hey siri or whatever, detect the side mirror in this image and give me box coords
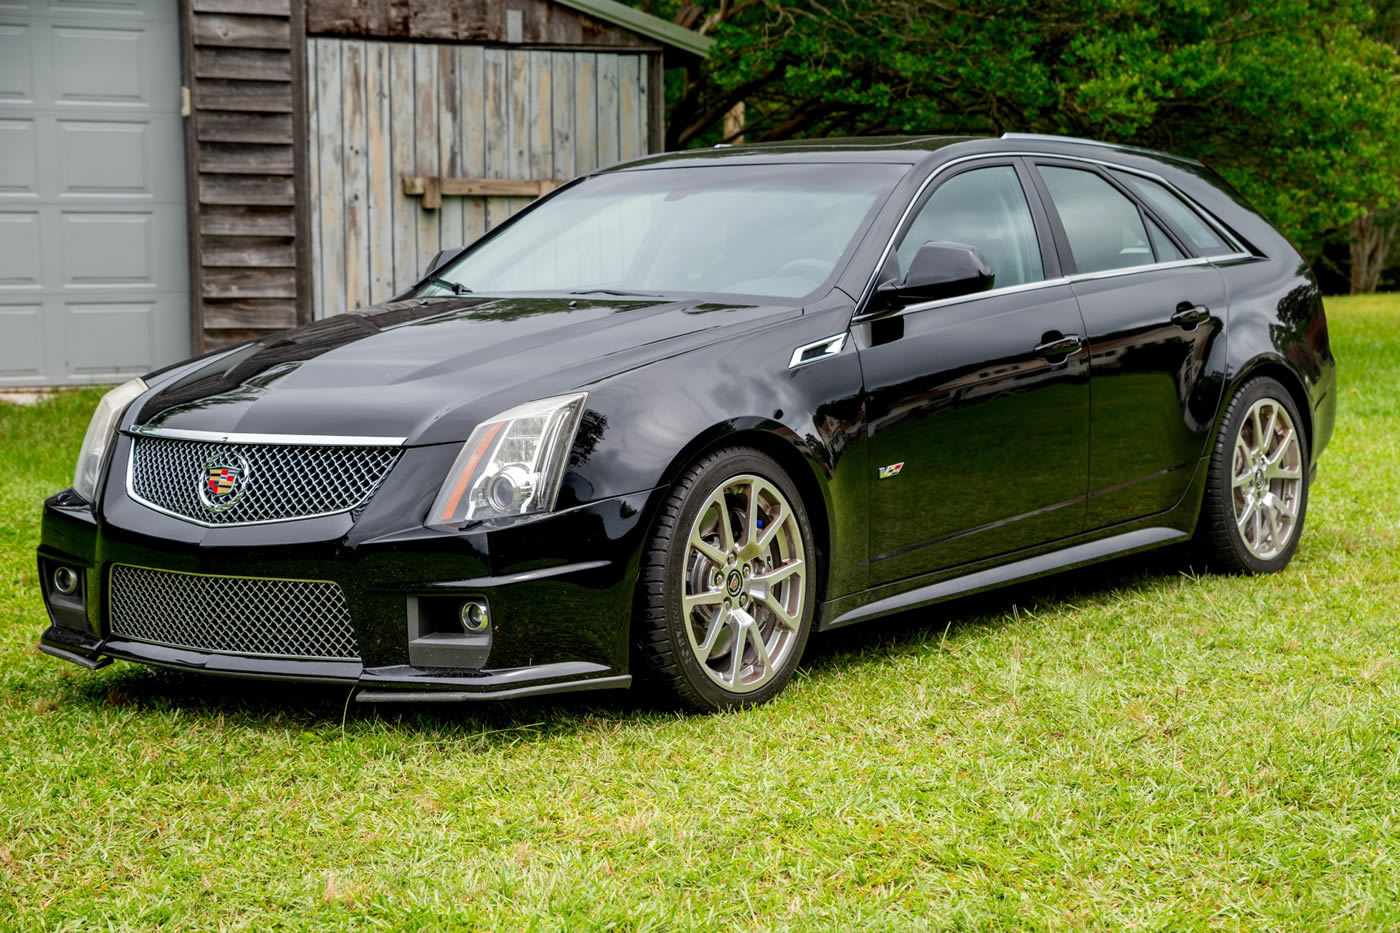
[878,241,994,308]
[423,246,465,278]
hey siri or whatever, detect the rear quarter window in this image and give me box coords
[1111,171,1238,256]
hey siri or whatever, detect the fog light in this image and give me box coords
[53,566,80,595]
[460,599,490,633]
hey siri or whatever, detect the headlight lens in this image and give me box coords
[73,377,147,501]
[427,393,587,529]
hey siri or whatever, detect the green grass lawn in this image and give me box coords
[2,296,1398,930]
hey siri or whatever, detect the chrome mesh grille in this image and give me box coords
[108,564,360,660]
[128,436,400,525]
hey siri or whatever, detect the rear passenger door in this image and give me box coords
[1027,161,1229,528]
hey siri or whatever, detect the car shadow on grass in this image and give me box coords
[71,545,1193,738]
[803,544,1191,669]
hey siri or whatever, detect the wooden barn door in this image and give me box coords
[305,40,652,318]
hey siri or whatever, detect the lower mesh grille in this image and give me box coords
[108,564,360,661]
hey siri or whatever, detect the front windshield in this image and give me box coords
[418,162,909,302]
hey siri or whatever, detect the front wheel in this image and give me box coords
[1195,376,1309,573]
[634,448,817,712]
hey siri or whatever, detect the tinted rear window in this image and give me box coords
[1112,171,1236,256]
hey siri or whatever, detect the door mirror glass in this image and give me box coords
[880,241,995,306]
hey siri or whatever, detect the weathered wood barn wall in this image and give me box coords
[305,42,651,318]
[180,0,312,351]
[302,0,680,320]
[178,0,706,347]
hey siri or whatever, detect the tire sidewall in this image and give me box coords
[663,451,818,710]
[1208,376,1310,573]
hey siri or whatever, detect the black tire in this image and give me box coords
[633,447,818,712]
[1194,376,1310,574]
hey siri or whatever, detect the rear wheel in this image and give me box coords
[634,448,817,712]
[1195,376,1308,573]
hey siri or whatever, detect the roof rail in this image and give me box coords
[1000,132,1204,166]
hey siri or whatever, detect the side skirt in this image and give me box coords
[819,526,1187,631]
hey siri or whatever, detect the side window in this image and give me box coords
[1038,166,1157,274]
[1111,170,1234,256]
[896,166,1044,289]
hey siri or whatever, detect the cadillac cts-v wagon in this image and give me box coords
[38,133,1336,711]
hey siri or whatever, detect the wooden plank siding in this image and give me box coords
[305,0,661,51]
[307,39,655,317]
[182,0,310,347]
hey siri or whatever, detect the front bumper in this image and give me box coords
[37,481,665,703]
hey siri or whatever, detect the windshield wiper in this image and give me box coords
[568,288,663,297]
[420,276,473,296]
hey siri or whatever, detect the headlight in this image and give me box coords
[72,377,147,501]
[427,393,587,529]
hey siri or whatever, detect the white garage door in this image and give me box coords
[0,0,188,386]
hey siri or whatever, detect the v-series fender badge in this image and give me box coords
[878,462,905,479]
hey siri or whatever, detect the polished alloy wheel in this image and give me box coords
[1231,397,1304,560]
[681,474,806,693]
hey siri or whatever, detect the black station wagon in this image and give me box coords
[38,133,1336,711]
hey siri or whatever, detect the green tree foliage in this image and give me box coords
[647,0,1400,253]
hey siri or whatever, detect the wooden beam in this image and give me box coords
[203,299,300,330]
[402,175,562,209]
[198,142,295,175]
[192,13,292,50]
[200,204,296,236]
[193,0,289,14]
[194,78,294,112]
[195,46,293,81]
[203,266,296,299]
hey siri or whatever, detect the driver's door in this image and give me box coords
[855,161,1092,585]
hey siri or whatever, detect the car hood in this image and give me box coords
[134,294,796,445]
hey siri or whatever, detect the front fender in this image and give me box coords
[565,302,871,599]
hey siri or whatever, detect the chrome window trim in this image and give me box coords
[854,276,1071,322]
[1064,252,1254,281]
[853,252,1255,323]
[788,333,848,369]
[125,425,407,447]
[854,150,1254,319]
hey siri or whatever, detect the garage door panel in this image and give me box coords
[0,25,33,101]
[0,120,38,193]
[52,26,144,104]
[4,0,188,385]
[58,120,150,194]
[48,0,145,15]
[61,211,152,284]
[65,300,153,375]
[0,304,45,380]
[0,212,41,284]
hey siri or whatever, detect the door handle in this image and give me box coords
[1033,334,1084,361]
[1171,302,1211,330]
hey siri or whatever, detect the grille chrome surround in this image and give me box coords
[108,564,360,661]
[126,432,402,527]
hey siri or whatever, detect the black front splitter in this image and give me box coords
[39,625,631,703]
